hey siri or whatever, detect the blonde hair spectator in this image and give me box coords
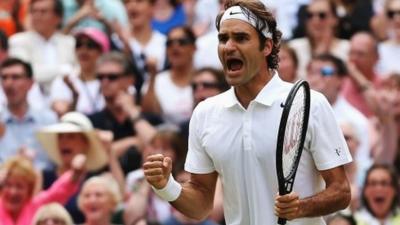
[32,203,73,225]
[1,156,37,196]
[77,174,122,225]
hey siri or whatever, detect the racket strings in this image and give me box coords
[282,88,306,178]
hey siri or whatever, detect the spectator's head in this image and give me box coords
[0,57,33,109]
[384,0,400,39]
[37,112,108,171]
[361,164,399,219]
[1,156,37,217]
[191,67,229,105]
[74,28,109,73]
[32,203,74,225]
[278,43,298,82]
[143,129,186,175]
[125,0,156,29]
[96,52,137,101]
[216,0,282,71]
[349,32,379,77]
[306,54,347,104]
[29,0,63,38]
[166,26,196,70]
[78,174,122,222]
[305,0,338,40]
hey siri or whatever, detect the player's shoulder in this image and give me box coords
[192,89,232,115]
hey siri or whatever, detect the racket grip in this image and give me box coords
[278,217,287,225]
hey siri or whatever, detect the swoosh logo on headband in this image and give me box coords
[229,11,242,15]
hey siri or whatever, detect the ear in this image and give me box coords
[263,39,273,57]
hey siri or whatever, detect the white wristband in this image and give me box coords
[152,174,182,202]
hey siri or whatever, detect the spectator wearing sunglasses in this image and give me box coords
[377,0,400,76]
[289,0,350,78]
[49,27,109,118]
[89,52,157,176]
[306,54,371,190]
[142,26,196,126]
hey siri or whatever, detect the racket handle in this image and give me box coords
[278,217,287,225]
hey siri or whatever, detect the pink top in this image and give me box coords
[0,171,80,225]
[341,75,382,118]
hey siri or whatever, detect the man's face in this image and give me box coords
[125,0,154,28]
[307,60,342,104]
[0,64,33,108]
[30,0,60,35]
[217,19,267,87]
[97,62,130,100]
[349,34,378,74]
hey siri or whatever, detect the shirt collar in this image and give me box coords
[3,106,36,124]
[223,71,288,108]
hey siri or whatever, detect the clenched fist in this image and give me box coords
[143,154,173,189]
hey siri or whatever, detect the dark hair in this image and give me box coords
[0,57,33,79]
[96,51,141,79]
[361,164,400,217]
[30,0,64,18]
[215,0,282,70]
[193,67,230,92]
[167,25,196,45]
[312,53,347,77]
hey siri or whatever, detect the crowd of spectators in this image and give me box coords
[0,0,400,224]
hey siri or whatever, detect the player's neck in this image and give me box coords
[235,70,273,109]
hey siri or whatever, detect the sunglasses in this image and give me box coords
[166,38,193,47]
[0,73,28,81]
[191,81,220,90]
[387,10,400,19]
[75,40,101,50]
[96,73,123,81]
[306,11,328,20]
[320,66,336,77]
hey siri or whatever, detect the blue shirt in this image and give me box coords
[0,107,58,169]
[151,4,186,35]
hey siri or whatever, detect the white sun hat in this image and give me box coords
[37,112,108,171]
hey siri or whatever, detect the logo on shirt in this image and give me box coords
[335,147,342,156]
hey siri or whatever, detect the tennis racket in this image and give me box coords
[276,80,311,225]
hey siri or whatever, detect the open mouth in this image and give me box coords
[227,58,243,72]
[60,148,73,156]
[373,196,387,204]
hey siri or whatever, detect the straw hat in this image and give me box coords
[37,112,108,171]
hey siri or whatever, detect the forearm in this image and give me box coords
[298,180,350,217]
[170,180,215,220]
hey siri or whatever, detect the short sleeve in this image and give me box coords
[185,102,215,174]
[308,93,352,170]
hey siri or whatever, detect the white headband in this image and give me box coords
[220,6,272,38]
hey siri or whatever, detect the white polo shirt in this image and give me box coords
[185,73,352,225]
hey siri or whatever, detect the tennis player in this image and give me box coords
[143,0,352,224]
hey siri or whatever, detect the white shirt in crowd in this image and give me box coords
[50,72,105,115]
